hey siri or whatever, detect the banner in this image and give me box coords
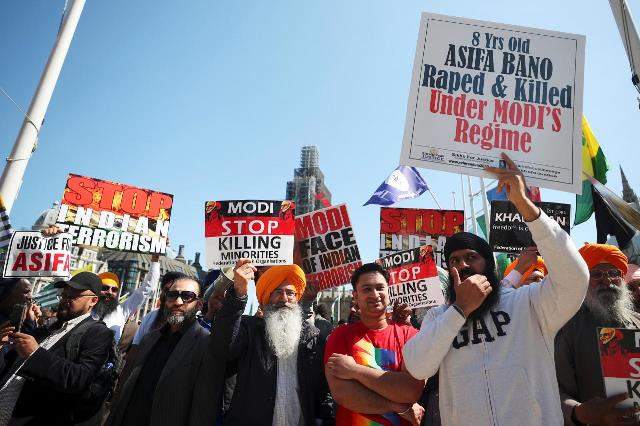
[55,174,172,254]
[489,201,570,252]
[380,208,464,269]
[376,245,444,309]
[399,13,585,194]
[295,204,362,290]
[2,231,71,278]
[205,200,295,267]
[598,327,640,409]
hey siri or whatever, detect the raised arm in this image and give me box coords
[120,257,161,318]
[485,153,588,337]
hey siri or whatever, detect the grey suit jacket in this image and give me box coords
[105,320,211,426]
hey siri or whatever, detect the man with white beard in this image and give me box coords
[555,243,640,426]
[213,259,332,426]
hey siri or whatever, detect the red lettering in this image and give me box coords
[339,204,351,227]
[312,212,328,235]
[52,253,65,271]
[444,211,464,235]
[63,175,95,206]
[295,215,315,240]
[95,181,123,210]
[120,188,148,215]
[403,210,419,234]
[147,193,173,219]
[380,209,401,233]
[11,253,27,271]
[421,211,443,234]
[29,253,43,271]
[325,207,343,231]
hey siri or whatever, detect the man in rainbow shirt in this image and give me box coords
[325,263,426,425]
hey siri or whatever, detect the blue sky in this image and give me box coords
[1,0,638,265]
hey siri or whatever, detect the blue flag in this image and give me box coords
[364,166,428,206]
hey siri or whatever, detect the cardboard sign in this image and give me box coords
[376,245,444,309]
[380,208,464,269]
[399,13,585,194]
[55,174,172,254]
[598,327,640,409]
[489,201,570,252]
[205,200,295,267]
[295,204,362,290]
[3,231,72,278]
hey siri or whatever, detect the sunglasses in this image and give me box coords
[589,269,622,280]
[102,285,119,294]
[165,290,198,303]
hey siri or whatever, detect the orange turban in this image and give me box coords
[578,243,628,276]
[256,265,306,306]
[504,257,548,285]
[99,272,120,288]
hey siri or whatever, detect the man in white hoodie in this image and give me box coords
[403,153,589,426]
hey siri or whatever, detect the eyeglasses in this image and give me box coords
[589,269,622,280]
[271,289,297,298]
[165,290,198,303]
[57,294,95,302]
[102,285,119,294]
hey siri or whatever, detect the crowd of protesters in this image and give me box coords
[0,155,639,425]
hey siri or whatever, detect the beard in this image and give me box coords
[264,302,302,358]
[162,304,198,326]
[585,283,635,326]
[93,295,119,319]
[445,266,501,322]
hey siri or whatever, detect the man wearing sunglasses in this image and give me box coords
[0,272,113,424]
[212,259,332,425]
[93,255,161,344]
[106,275,212,426]
[555,243,640,425]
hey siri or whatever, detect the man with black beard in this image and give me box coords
[213,259,332,425]
[555,243,640,425]
[402,153,589,426]
[93,255,160,344]
[106,276,210,426]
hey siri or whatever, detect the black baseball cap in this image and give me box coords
[54,272,102,296]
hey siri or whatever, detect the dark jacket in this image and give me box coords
[214,289,333,426]
[105,318,215,426]
[555,305,640,424]
[0,316,113,425]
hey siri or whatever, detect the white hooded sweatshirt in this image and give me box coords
[403,212,589,426]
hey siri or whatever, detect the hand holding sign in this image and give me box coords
[485,153,540,222]
[451,267,491,318]
[574,394,639,426]
[233,258,256,297]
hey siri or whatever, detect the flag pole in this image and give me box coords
[427,189,443,209]
[479,177,491,239]
[0,0,86,213]
[467,176,479,235]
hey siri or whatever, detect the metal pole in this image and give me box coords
[467,176,478,235]
[452,192,456,209]
[479,177,491,240]
[460,175,467,226]
[0,0,86,213]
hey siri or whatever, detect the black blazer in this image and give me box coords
[0,316,113,425]
[215,291,333,426]
[106,319,213,426]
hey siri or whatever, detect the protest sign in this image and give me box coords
[380,208,464,269]
[489,201,570,252]
[205,200,295,267]
[295,204,362,290]
[376,245,444,309]
[399,13,585,193]
[3,231,71,278]
[598,327,640,409]
[55,174,172,254]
